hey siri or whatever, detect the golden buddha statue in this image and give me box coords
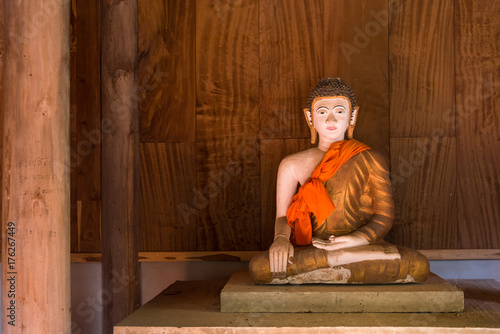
[250,78,429,284]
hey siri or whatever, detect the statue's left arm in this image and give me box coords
[353,150,394,243]
[313,150,394,250]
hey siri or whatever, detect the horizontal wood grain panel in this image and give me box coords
[259,0,324,139]
[324,0,390,157]
[389,0,456,137]
[140,143,197,251]
[388,137,457,249]
[138,0,196,143]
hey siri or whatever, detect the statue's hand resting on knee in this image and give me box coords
[269,235,294,278]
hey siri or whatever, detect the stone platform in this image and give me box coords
[115,275,500,333]
[221,270,464,313]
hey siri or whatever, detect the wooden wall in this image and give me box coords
[454,0,500,248]
[387,0,458,249]
[2,0,499,253]
[386,0,500,250]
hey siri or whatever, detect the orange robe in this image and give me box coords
[286,139,370,245]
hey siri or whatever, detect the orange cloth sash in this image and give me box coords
[286,139,370,245]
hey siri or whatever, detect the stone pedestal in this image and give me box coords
[114,276,500,333]
[221,270,464,313]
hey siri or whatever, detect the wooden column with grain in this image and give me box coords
[2,0,71,332]
[101,0,141,332]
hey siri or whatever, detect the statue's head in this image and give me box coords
[303,78,359,144]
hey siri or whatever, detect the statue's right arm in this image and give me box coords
[269,157,298,277]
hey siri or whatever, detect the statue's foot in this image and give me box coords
[249,244,430,284]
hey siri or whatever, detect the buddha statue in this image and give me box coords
[250,78,430,284]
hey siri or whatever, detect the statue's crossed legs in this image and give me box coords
[249,243,430,284]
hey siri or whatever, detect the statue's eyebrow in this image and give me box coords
[315,106,329,112]
[315,105,347,112]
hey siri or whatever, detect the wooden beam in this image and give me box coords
[2,0,71,332]
[67,249,500,263]
[101,0,140,332]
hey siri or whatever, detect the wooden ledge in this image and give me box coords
[67,249,500,263]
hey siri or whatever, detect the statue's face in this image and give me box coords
[312,96,351,144]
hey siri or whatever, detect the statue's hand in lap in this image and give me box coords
[312,233,368,251]
[269,235,294,277]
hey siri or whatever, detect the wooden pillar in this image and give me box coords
[2,0,71,333]
[101,0,141,332]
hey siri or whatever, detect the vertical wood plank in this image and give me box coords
[138,0,196,143]
[390,0,456,138]
[388,137,458,249]
[260,139,312,249]
[101,0,141,331]
[455,0,500,248]
[140,143,197,251]
[0,0,4,250]
[2,0,71,331]
[259,0,324,139]
[70,0,78,252]
[196,0,260,250]
[324,0,390,157]
[76,0,101,253]
[0,0,2,141]
[77,200,101,251]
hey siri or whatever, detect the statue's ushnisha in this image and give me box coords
[250,78,430,284]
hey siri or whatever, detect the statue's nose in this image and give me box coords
[326,111,337,123]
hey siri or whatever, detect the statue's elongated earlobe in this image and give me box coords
[347,106,359,139]
[304,108,313,126]
[303,108,317,144]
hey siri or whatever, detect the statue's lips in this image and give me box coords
[326,126,337,131]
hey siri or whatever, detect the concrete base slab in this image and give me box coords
[221,270,464,313]
[115,277,500,333]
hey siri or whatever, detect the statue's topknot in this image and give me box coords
[307,77,357,110]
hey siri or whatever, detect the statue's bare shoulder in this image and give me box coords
[275,147,325,217]
[279,148,325,186]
